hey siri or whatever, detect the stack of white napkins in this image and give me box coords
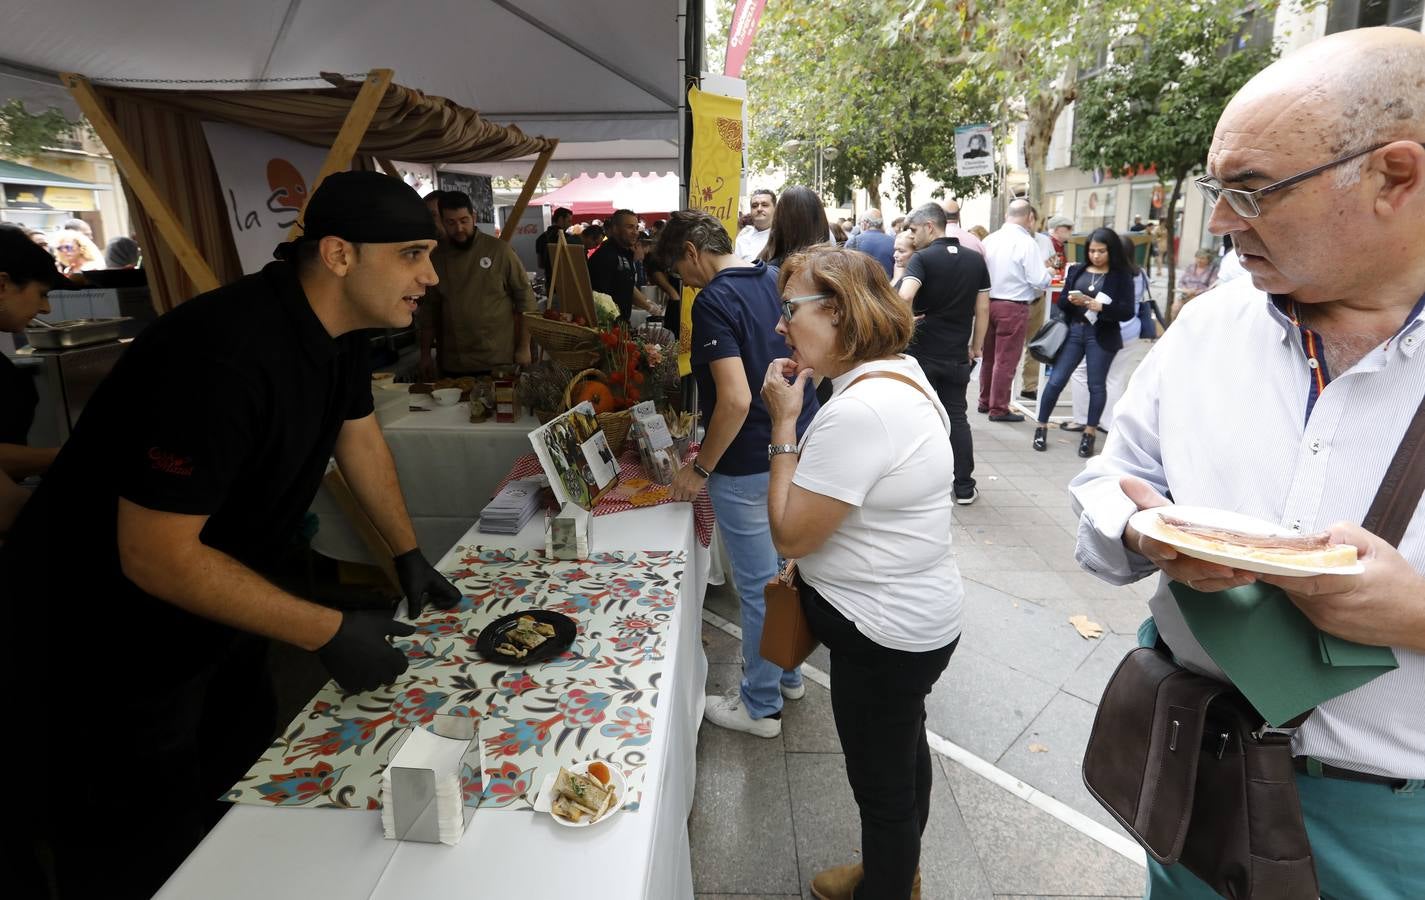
[479,479,544,534]
[380,726,470,845]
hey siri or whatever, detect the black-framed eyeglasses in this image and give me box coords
[1194,142,1424,218]
[781,293,830,321]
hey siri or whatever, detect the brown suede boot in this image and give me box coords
[809,862,921,900]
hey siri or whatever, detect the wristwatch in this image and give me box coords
[767,443,799,461]
[690,459,711,479]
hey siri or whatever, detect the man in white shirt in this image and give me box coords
[734,189,775,261]
[979,199,1051,420]
[1068,27,1425,898]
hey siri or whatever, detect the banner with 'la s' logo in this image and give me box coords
[682,86,744,376]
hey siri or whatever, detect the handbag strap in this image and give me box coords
[845,370,950,437]
[1361,390,1425,548]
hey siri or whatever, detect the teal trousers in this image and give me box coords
[1145,770,1425,899]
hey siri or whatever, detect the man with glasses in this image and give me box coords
[898,202,991,505]
[1069,27,1425,899]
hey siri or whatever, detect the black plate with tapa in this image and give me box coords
[475,610,577,664]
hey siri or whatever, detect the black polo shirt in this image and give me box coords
[903,237,992,362]
[0,261,373,678]
[587,240,638,320]
[0,352,37,445]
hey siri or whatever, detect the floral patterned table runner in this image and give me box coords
[226,547,683,813]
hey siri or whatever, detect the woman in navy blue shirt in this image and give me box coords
[1033,227,1136,458]
[657,209,818,738]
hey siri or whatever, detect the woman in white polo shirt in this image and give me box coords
[761,247,963,900]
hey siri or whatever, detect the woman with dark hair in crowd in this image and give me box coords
[1032,226,1135,458]
[759,185,831,268]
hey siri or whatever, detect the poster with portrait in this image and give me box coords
[528,401,619,510]
[954,124,995,177]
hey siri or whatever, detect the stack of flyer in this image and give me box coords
[479,479,544,534]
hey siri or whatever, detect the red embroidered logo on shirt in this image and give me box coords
[148,447,195,476]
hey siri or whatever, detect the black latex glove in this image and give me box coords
[318,610,416,693]
[393,548,462,613]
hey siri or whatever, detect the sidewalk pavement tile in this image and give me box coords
[953,543,1048,575]
[691,666,802,896]
[964,569,1084,609]
[925,646,1059,762]
[702,619,742,665]
[958,581,1097,684]
[993,690,1123,830]
[941,757,1146,896]
[787,751,994,900]
[697,895,800,900]
[1061,632,1141,704]
[781,681,843,755]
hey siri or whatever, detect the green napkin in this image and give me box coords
[1169,581,1398,726]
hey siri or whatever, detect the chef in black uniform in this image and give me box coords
[2,172,462,899]
[0,224,67,484]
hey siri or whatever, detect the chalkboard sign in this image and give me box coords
[437,172,495,223]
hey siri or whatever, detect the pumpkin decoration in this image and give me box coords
[567,372,616,414]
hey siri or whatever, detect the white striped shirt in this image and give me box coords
[1068,276,1425,779]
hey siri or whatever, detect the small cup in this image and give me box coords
[431,388,462,407]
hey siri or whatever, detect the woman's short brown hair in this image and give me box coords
[777,246,914,364]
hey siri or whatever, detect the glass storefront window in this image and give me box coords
[1075,186,1116,231]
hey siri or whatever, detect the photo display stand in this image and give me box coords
[528,400,620,510]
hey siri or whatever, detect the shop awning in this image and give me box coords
[531,173,679,217]
[0,159,107,210]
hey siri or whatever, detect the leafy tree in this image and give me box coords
[741,2,997,212]
[880,0,1139,205]
[0,99,83,160]
[1072,2,1278,311]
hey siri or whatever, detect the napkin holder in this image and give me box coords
[384,714,478,844]
[545,501,591,560]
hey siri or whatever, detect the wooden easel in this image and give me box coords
[547,233,598,324]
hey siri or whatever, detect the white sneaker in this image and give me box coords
[781,681,807,700]
[703,692,782,738]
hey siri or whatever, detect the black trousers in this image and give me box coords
[914,354,976,493]
[24,636,277,900]
[802,583,958,900]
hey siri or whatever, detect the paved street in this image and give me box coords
[690,390,1162,899]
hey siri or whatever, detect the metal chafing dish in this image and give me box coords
[23,317,131,350]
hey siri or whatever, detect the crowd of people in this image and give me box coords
[2,24,1420,900]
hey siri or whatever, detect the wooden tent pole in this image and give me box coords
[286,68,395,240]
[61,73,221,294]
[375,157,401,177]
[500,140,558,243]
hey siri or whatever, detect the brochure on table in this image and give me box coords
[528,401,620,510]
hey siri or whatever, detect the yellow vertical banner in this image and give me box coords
[681,86,745,375]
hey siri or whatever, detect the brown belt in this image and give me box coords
[1292,756,1407,789]
[989,298,1029,303]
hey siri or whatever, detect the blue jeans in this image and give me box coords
[706,471,801,718]
[1038,321,1117,427]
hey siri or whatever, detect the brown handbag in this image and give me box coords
[1082,392,1425,899]
[758,369,945,670]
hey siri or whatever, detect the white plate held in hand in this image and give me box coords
[1128,506,1364,578]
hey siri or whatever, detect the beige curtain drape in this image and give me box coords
[95,77,557,312]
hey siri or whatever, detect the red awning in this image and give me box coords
[532,173,678,217]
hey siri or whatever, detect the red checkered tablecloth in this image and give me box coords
[495,444,715,547]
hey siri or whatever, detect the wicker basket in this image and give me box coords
[525,312,600,350]
[562,369,633,454]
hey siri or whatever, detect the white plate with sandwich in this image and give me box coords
[532,760,626,828]
[1128,506,1364,577]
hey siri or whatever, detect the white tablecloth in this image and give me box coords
[157,504,710,900]
[310,399,540,563]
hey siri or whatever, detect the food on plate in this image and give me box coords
[1155,514,1358,568]
[495,615,556,659]
[550,766,617,824]
[495,641,527,659]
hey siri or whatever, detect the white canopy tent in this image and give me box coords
[0,0,696,177]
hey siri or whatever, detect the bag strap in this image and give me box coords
[845,370,951,438]
[1361,390,1425,548]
